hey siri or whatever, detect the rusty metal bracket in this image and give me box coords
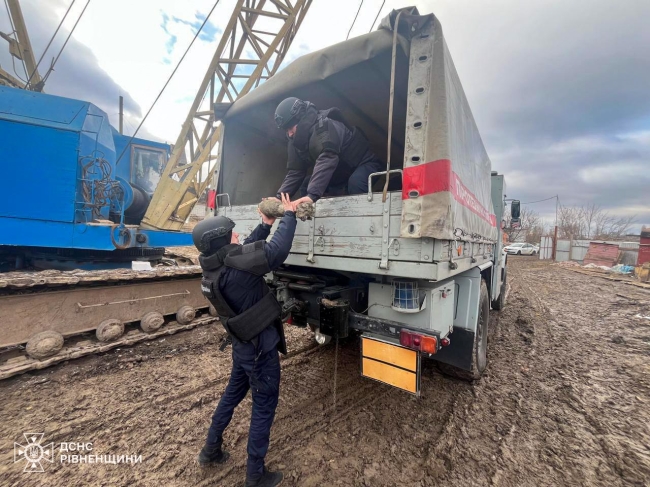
[110,224,132,250]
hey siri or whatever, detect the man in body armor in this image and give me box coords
[192,193,296,487]
[273,97,384,206]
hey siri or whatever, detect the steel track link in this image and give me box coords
[0,316,217,380]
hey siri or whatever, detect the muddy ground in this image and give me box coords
[1,258,649,486]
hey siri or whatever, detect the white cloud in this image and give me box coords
[617,130,650,144]
[579,163,649,185]
[546,135,616,154]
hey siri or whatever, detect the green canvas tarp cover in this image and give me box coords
[221,9,498,242]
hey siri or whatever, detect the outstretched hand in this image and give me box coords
[280,193,296,213]
[257,207,276,226]
[293,196,314,207]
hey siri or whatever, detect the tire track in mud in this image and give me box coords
[193,336,468,486]
[518,270,621,483]
[191,343,382,486]
[432,284,537,486]
[2,260,649,486]
[0,327,319,487]
[485,294,530,487]
[517,266,650,485]
[198,384,382,486]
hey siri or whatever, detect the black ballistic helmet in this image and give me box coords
[192,215,236,253]
[274,97,307,130]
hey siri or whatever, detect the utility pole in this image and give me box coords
[118,96,124,135]
[554,194,559,261]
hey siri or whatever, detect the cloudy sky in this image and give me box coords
[1,0,648,230]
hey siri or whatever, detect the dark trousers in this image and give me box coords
[205,349,281,478]
[347,160,385,194]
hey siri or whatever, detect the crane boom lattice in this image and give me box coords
[142,0,311,231]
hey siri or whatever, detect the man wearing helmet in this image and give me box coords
[192,193,296,487]
[273,97,384,206]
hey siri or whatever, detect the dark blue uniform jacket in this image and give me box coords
[219,211,297,359]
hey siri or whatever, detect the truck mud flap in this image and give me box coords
[433,328,474,371]
[361,336,421,396]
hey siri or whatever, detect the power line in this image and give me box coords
[26,0,77,89]
[115,0,221,166]
[11,55,26,82]
[521,195,558,205]
[124,118,136,135]
[42,0,90,85]
[346,0,364,40]
[369,0,386,33]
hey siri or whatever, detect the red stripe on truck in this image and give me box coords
[402,159,497,227]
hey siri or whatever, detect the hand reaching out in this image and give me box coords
[280,193,296,213]
[257,207,276,226]
[293,196,313,207]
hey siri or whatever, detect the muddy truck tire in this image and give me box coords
[491,268,507,311]
[440,279,490,380]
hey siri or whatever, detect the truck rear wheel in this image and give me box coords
[439,279,489,380]
[491,268,507,311]
[474,279,489,375]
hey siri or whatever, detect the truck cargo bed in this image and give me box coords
[217,192,494,280]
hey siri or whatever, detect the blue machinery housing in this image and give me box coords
[0,86,192,269]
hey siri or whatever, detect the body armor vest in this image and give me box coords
[287,107,371,172]
[199,241,282,344]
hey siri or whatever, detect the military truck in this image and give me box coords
[214,8,518,394]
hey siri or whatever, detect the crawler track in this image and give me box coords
[0,265,208,379]
[0,315,216,380]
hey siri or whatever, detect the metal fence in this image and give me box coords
[539,238,639,264]
[540,236,553,260]
[569,240,590,261]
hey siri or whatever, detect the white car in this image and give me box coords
[504,242,537,255]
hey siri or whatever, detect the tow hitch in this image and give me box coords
[319,298,349,339]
